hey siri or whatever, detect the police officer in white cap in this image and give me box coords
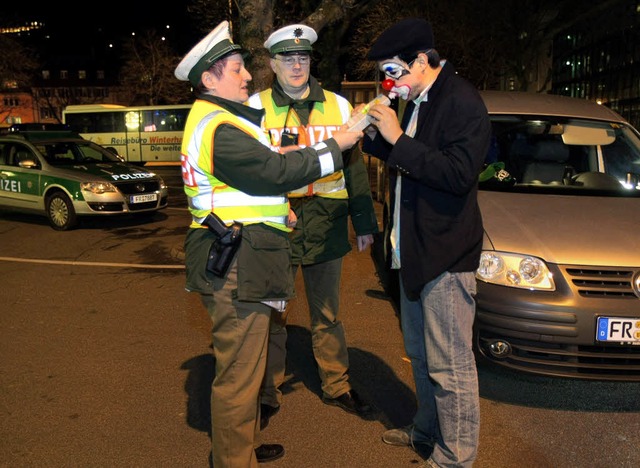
[175,20,362,468]
[247,24,378,429]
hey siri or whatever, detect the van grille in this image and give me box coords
[565,267,638,299]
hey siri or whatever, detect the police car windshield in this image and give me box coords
[36,141,121,166]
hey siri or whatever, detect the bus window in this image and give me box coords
[63,104,191,163]
[65,111,126,134]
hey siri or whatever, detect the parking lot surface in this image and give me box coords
[1,170,639,467]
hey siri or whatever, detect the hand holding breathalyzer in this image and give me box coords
[365,82,403,145]
[332,126,363,151]
[346,94,391,132]
[367,103,403,145]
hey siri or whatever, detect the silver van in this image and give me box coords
[475,91,640,380]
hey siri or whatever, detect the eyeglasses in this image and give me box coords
[380,55,418,80]
[275,55,311,67]
[380,59,416,80]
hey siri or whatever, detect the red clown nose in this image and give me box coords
[382,78,395,91]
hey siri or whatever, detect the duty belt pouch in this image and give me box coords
[201,212,242,278]
[236,224,294,303]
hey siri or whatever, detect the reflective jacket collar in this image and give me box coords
[197,93,265,127]
[271,76,326,107]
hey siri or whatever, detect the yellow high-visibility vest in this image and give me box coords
[247,89,350,199]
[181,99,290,231]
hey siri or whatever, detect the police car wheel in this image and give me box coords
[45,192,77,231]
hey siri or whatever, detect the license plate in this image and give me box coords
[130,193,157,204]
[596,317,640,343]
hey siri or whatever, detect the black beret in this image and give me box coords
[367,18,435,61]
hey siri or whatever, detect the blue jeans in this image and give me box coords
[399,271,479,467]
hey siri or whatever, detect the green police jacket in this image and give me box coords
[182,94,346,295]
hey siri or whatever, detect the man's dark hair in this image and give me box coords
[399,49,441,69]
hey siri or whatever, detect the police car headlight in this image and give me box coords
[476,251,555,290]
[81,182,118,194]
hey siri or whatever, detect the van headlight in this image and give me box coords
[81,181,118,194]
[476,251,555,290]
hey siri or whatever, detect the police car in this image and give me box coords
[0,125,168,230]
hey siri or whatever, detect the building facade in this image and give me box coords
[0,20,123,128]
[552,0,640,128]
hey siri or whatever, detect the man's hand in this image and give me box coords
[287,209,297,228]
[367,104,403,145]
[356,234,374,252]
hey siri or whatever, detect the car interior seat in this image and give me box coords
[522,139,572,184]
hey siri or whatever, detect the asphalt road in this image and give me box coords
[1,166,639,467]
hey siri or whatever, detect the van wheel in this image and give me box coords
[46,192,77,231]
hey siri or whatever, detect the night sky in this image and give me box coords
[2,2,199,54]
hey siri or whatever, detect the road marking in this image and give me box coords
[0,256,185,269]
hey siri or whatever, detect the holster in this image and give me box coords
[201,212,242,278]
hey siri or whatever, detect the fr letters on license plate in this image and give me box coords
[596,317,640,343]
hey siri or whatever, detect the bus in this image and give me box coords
[61,84,381,165]
[62,104,191,164]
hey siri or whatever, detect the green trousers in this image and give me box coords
[200,262,272,468]
[261,257,351,407]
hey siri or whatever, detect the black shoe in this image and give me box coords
[255,444,284,463]
[260,404,280,430]
[322,390,374,419]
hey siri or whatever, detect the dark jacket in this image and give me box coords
[363,61,491,301]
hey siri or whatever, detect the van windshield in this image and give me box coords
[480,116,640,194]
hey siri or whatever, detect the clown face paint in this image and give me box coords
[381,76,411,101]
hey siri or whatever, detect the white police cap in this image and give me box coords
[175,20,243,87]
[264,24,317,55]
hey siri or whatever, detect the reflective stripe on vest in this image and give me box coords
[181,100,289,230]
[248,89,350,199]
